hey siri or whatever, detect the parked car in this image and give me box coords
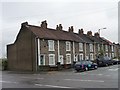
[74,60,98,72]
[112,58,120,65]
[96,56,113,66]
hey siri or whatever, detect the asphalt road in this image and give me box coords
[1,64,120,89]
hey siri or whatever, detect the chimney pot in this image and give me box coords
[78,28,84,35]
[41,20,47,29]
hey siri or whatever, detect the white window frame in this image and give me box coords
[66,54,71,64]
[79,53,83,61]
[111,45,114,52]
[112,53,114,58]
[49,54,55,65]
[90,53,94,60]
[66,41,71,51]
[105,45,108,51]
[48,40,55,51]
[106,53,108,57]
[89,44,93,52]
[74,54,78,62]
[79,43,83,52]
[98,44,100,51]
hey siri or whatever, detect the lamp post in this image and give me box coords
[98,27,107,36]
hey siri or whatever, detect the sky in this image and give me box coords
[0,0,119,58]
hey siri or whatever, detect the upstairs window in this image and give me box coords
[98,44,100,51]
[89,44,93,52]
[105,45,108,51]
[48,40,55,51]
[79,43,83,51]
[111,45,114,52]
[66,41,71,51]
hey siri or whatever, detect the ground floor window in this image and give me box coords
[49,54,55,65]
[90,53,94,60]
[79,53,83,61]
[66,54,71,64]
[74,54,78,62]
[112,53,114,58]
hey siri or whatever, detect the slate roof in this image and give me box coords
[28,25,85,43]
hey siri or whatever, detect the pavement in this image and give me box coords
[1,64,120,89]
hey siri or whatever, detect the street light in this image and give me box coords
[98,27,107,36]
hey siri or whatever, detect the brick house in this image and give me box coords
[7,21,88,71]
[7,20,118,71]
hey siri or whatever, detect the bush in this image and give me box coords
[2,58,8,70]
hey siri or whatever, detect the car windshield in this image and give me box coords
[98,56,110,61]
[76,61,86,64]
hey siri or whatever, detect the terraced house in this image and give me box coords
[7,21,118,71]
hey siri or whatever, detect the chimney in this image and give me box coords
[21,22,28,28]
[87,31,92,36]
[94,32,100,37]
[56,24,63,30]
[78,28,84,35]
[68,26,74,33]
[41,20,47,29]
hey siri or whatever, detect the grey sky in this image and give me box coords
[1,0,119,58]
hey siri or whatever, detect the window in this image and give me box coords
[79,53,83,61]
[48,40,54,51]
[105,45,108,51]
[74,54,78,61]
[112,53,114,58]
[98,44,100,51]
[66,54,71,64]
[79,43,83,51]
[89,44,93,52]
[66,41,71,51]
[90,53,94,60]
[106,53,108,57]
[111,45,114,52]
[49,54,55,65]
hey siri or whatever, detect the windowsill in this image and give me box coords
[66,50,71,51]
[48,50,55,51]
[49,65,57,67]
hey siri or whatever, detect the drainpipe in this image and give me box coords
[73,41,75,62]
[35,37,41,71]
[57,40,60,62]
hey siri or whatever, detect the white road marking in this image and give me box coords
[35,84,73,88]
[108,68,119,71]
[64,79,104,82]
[0,81,18,84]
[21,77,44,79]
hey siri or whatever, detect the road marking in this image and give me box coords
[35,84,73,88]
[0,81,18,84]
[21,77,44,79]
[64,79,104,82]
[108,68,119,71]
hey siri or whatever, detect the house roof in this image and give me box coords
[100,37,113,45]
[27,25,85,43]
[77,34,94,43]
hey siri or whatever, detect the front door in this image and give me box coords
[40,55,45,65]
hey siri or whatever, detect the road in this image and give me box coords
[1,64,119,89]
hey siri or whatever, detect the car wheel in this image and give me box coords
[85,67,88,71]
[76,70,80,72]
[94,66,98,69]
[105,64,108,66]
